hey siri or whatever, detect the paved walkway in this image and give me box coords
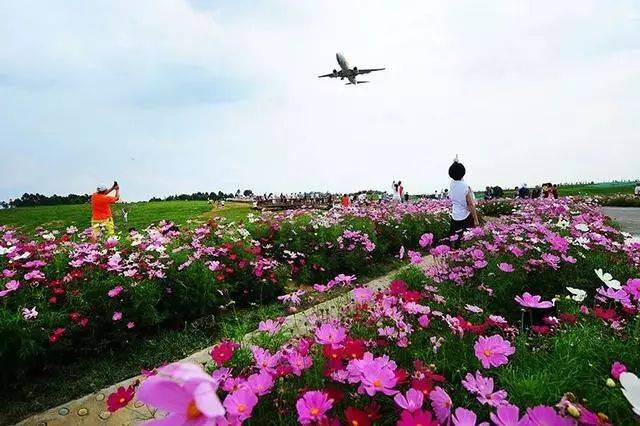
[601,206,640,236]
[18,256,434,426]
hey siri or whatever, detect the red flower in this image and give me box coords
[411,378,433,397]
[363,402,381,421]
[389,280,408,295]
[324,387,344,405]
[69,311,81,322]
[78,317,89,328]
[323,344,344,360]
[210,340,238,366]
[107,385,135,412]
[531,325,551,335]
[48,296,57,304]
[401,290,422,303]
[559,313,577,324]
[48,327,66,343]
[343,339,366,360]
[594,307,618,322]
[345,407,371,426]
[395,368,409,385]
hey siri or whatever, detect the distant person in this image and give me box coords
[518,184,530,199]
[448,160,479,249]
[121,207,129,224]
[552,184,559,199]
[483,186,493,200]
[531,185,541,199]
[443,189,449,199]
[404,192,409,203]
[341,194,350,208]
[635,182,640,198]
[398,181,404,202]
[91,182,120,242]
[513,186,519,199]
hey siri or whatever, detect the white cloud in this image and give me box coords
[1,0,639,200]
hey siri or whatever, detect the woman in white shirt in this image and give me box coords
[448,160,479,248]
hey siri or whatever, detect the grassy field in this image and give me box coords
[0,201,252,234]
[475,181,637,199]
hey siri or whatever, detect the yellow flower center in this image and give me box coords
[237,403,247,413]
[187,401,201,419]
[483,348,493,357]
[373,379,382,387]
[118,397,126,404]
[310,407,320,416]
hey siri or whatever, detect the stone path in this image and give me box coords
[18,256,434,426]
[601,206,640,237]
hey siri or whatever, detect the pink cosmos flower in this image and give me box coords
[393,388,423,412]
[514,292,554,309]
[419,233,434,248]
[112,311,122,321]
[474,335,516,368]
[296,390,333,425]
[0,280,20,297]
[625,278,640,300]
[108,286,123,298]
[360,362,398,396]
[246,371,274,396]
[251,346,281,373]
[127,321,135,329]
[353,287,374,304]
[451,407,487,426]
[490,404,522,426]
[498,263,514,273]
[286,351,313,376]
[429,386,452,423]
[223,388,258,421]
[22,306,38,320]
[314,323,347,347]
[611,361,627,380]
[523,405,573,425]
[136,362,225,425]
[430,245,450,257]
[418,314,430,328]
[407,250,423,265]
[258,319,281,335]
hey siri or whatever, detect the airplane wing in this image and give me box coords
[357,68,385,74]
[318,73,337,78]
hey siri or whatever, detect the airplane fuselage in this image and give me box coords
[336,52,356,84]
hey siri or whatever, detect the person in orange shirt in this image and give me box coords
[91,181,120,242]
[341,194,350,208]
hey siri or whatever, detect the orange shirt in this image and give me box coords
[341,196,350,207]
[91,193,117,220]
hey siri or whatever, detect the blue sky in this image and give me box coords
[1,0,639,201]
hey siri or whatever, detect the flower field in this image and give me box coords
[3,198,640,424]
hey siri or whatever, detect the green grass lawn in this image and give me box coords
[0,201,252,234]
[477,181,637,199]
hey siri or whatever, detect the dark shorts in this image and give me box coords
[449,215,473,248]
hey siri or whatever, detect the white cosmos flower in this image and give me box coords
[620,372,640,416]
[575,223,589,232]
[594,268,621,290]
[566,287,587,302]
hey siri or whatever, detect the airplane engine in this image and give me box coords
[332,69,338,76]
[353,66,358,75]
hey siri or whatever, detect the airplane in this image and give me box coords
[318,53,385,85]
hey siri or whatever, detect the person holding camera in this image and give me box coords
[91,181,120,242]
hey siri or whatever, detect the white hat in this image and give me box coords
[96,185,108,192]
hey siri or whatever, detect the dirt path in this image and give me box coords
[601,206,640,236]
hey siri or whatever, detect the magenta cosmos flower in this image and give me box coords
[353,287,374,304]
[419,233,434,248]
[314,323,347,347]
[223,387,258,422]
[398,409,438,426]
[514,292,554,309]
[296,390,333,424]
[474,335,516,368]
[498,263,515,273]
[429,386,453,423]
[611,361,627,380]
[360,362,398,396]
[490,404,523,426]
[524,405,574,425]
[451,407,486,426]
[136,362,225,425]
[393,388,424,412]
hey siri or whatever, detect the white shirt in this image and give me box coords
[635,185,640,195]
[449,180,473,220]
